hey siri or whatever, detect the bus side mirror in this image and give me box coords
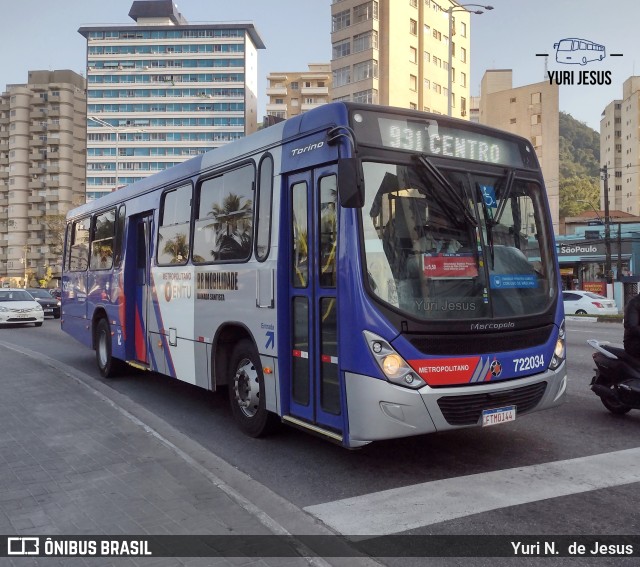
[337,157,364,208]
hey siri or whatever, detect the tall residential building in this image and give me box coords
[266,64,332,120]
[330,0,471,117]
[79,0,265,201]
[601,77,640,215]
[478,69,560,233]
[0,70,86,286]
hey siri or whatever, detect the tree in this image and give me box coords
[162,232,189,264]
[207,193,253,260]
[559,176,600,219]
[43,214,66,256]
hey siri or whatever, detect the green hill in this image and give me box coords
[558,111,600,219]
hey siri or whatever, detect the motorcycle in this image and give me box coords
[588,339,640,415]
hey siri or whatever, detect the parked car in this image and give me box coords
[562,290,618,315]
[49,288,61,300]
[0,288,45,327]
[26,288,61,319]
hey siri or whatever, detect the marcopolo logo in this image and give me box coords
[538,37,622,86]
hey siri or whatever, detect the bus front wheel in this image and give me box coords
[95,318,123,378]
[228,339,279,437]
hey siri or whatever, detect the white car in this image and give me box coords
[562,290,618,316]
[0,288,45,326]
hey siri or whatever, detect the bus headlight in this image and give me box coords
[549,320,566,370]
[364,331,426,390]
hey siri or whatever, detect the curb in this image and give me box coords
[0,340,382,567]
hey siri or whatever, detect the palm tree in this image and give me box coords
[162,232,189,264]
[207,193,253,260]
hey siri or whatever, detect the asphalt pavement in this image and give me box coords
[0,339,379,567]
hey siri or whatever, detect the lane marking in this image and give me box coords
[304,448,640,535]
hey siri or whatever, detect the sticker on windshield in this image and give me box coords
[490,274,538,289]
[480,185,497,208]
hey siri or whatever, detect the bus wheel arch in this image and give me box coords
[94,316,124,378]
[213,325,278,437]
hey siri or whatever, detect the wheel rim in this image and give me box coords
[232,357,260,418]
[98,329,108,368]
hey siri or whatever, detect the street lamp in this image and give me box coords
[88,116,145,193]
[446,3,493,117]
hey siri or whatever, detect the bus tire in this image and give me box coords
[95,318,123,378]
[228,339,279,437]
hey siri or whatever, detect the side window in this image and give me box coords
[113,205,126,268]
[90,209,116,270]
[157,184,192,265]
[193,164,255,262]
[319,175,338,288]
[292,182,308,288]
[255,155,274,261]
[69,218,91,272]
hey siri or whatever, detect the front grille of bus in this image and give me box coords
[409,324,554,355]
[437,382,547,426]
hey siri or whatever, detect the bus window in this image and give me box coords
[291,182,308,288]
[193,164,254,263]
[157,184,192,265]
[113,205,126,268]
[319,175,337,288]
[69,218,91,272]
[90,209,116,270]
[255,155,274,262]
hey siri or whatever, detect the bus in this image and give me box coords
[61,102,566,448]
[554,38,605,65]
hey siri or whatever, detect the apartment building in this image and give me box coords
[478,69,560,233]
[266,64,332,120]
[0,70,86,286]
[601,77,640,215]
[330,0,471,117]
[78,0,264,201]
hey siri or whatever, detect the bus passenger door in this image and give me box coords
[288,168,343,437]
[131,213,152,365]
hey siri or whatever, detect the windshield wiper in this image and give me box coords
[414,154,478,228]
[494,169,515,225]
[476,180,496,269]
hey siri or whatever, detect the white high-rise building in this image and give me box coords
[79,0,265,201]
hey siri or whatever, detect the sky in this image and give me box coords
[0,0,639,130]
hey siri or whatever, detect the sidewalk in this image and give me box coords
[0,343,377,567]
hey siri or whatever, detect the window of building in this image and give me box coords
[424,78,430,89]
[460,71,467,87]
[410,46,417,63]
[353,59,378,81]
[410,0,417,6]
[353,30,378,52]
[424,51,430,62]
[460,97,467,115]
[353,1,378,23]
[352,89,378,104]
[510,97,517,103]
[433,29,442,41]
[333,66,351,87]
[290,81,299,90]
[157,184,192,265]
[460,21,467,37]
[333,38,351,59]
[193,165,254,263]
[460,46,467,62]
[531,92,542,104]
[410,74,418,91]
[510,118,517,124]
[410,102,417,110]
[530,114,542,125]
[332,9,350,32]
[410,19,418,35]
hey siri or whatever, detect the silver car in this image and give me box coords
[0,288,45,327]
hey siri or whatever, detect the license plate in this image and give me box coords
[482,406,516,427]
[44,309,53,313]
[15,314,30,319]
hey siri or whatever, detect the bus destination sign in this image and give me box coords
[377,117,526,167]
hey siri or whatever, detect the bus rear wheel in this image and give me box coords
[95,318,123,378]
[228,339,279,437]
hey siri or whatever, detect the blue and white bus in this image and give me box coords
[554,38,605,65]
[62,103,566,448]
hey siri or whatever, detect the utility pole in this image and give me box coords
[602,165,612,284]
[617,222,623,277]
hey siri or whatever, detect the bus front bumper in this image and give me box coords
[344,363,567,447]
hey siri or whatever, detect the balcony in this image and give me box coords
[29,166,46,176]
[27,237,42,245]
[28,180,45,190]
[301,86,329,96]
[30,122,47,133]
[27,251,43,260]
[27,209,44,218]
[266,87,288,96]
[28,195,44,204]
[301,102,328,112]
[28,222,43,231]
[265,103,288,113]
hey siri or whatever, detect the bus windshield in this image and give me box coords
[361,160,556,320]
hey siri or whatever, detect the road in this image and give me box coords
[1,317,639,565]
